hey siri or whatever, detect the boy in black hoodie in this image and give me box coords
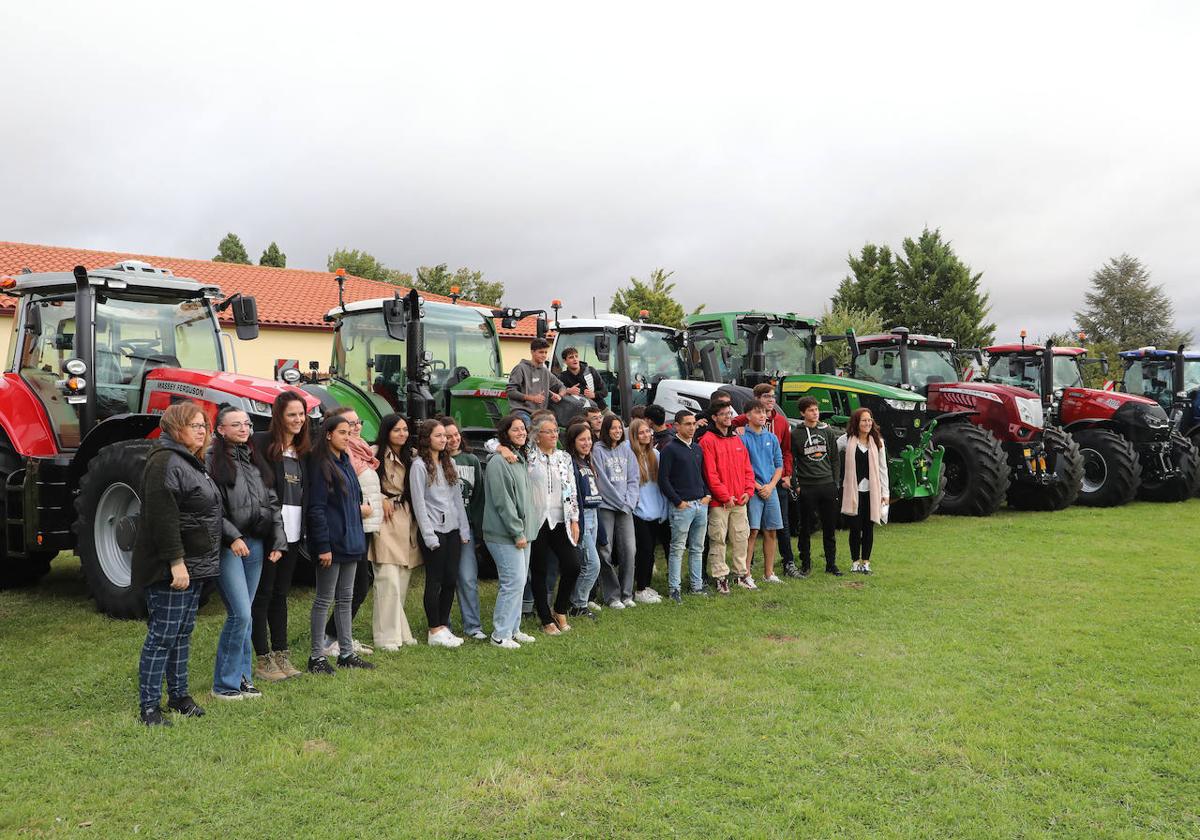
[790,396,843,577]
[558,346,608,410]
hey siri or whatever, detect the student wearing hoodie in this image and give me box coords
[657,410,710,603]
[699,402,757,595]
[790,396,843,577]
[592,413,640,609]
[558,346,609,410]
[629,418,669,603]
[506,338,573,424]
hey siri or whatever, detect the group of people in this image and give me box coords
[132,339,890,726]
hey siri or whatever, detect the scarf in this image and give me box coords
[347,435,380,476]
[841,435,883,523]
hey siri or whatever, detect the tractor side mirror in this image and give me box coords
[845,329,859,361]
[231,295,259,340]
[1100,356,1110,375]
[536,316,548,339]
[818,355,836,375]
[869,349,879,365]
[383,296,408,341]
[594,333,611,362]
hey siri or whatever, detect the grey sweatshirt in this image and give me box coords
[591,440,640,513]
[506,358,565,414]
[408,457,472,550]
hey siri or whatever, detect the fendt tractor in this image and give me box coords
[984,338,1196,505]
[683,311,944,522]
[0,262,321,616]
[1118,345,1200,495]
[847,329,1084,513]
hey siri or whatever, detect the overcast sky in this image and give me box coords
[3,1,1197,345]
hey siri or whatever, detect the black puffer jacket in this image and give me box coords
[207,442,287,553]
[131,438,223,589]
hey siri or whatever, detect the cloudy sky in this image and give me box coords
[3,1,1197,344]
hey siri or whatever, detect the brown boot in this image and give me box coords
[254,653,287,683]
[272,650,302,678]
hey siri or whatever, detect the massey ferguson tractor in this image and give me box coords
[0,262,321,616]
[847,329,1084,514]
[1117,345,1200,496]
[984,338,1195,505]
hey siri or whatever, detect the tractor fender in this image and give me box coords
[1061,418,1121,436]
[0,373,62,457]
[67,413,162,490]
[931,410,976,425]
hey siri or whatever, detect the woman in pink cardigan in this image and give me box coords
[837,408,889,574]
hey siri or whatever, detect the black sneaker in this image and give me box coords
[567,606,598,620]
[167,695,205,717]
[716,577,731,595]
[239,679,263,698]
[337,652,376,670]
[308,655,336,675]
[799,566,812,578]
[782,563,803,579]
[687,585,710,597]
[668,588,682,604]
[826,566,844,577]
[140,706,171,727]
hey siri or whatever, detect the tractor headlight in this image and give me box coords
[1015,397,1043,427]
[884,398,916,411]
[249,400,272,414]
[63,358,88,376]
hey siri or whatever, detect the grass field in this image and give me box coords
[1,500,1198,839]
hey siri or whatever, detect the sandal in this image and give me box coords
[551,612,572,632]
[542,623,561,636]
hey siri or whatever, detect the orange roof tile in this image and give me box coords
[0,241,543,337]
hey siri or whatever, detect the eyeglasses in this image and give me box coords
[346,420,363,427]
[222,421,252,429]
[186,423,208,431]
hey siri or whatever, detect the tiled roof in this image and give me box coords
[0,241,543,337]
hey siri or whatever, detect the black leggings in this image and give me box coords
[632,515,669,590]
[530,521,581,624]
[797,482,839,571]
[252,542,299,655]
[420,530,462,628]
[326,557,373,640]
[848,490,875,561]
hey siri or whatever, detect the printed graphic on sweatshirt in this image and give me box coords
[605,455,627,483]
[457,464,476,502]
[799,425,830,462]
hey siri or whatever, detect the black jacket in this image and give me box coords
[131,438,223,588]
[251,431,309,545]
[307,451,367,562]
[559,361,609,410]
[207,442,287,553]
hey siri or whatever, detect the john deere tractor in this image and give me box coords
[683,311,945,522]
[1117,344,1200,496]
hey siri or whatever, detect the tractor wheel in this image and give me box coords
[1007,427,1083,511]
[887,469,947,523]
[1137,437,1200,503]
[74,439,156,619]
[1071,428,1141,507]
[931,422,1009,516]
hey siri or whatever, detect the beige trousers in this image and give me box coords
[372,563,416,646]
[706,504,749,579]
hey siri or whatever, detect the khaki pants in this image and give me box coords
[706,504,749,579]
[372,563,416,646]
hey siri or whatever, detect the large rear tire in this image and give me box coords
[931,422,1009,516]
[1137,436,1200,502]
[1072,428,1140,507]
[1007,427,1083,511]
[74,439,156,619]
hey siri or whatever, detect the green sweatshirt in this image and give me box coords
[482,453,538,544]
[453,451,485,535]
[790,421,842,487]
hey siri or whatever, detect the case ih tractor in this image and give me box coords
[683,311,944,522]
[984,338,1194,505]
[847,329,1083,513]
[1117,345,1200,495]
[0,262,321,616]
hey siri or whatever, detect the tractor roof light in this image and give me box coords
[0,276,15,290]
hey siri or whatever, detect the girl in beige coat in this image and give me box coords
[369,414,422,649]
[838,408,889,575]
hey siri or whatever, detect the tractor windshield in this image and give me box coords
[986,353,1083,395]
[627,327,688,381]
[1124,360,1175,410]
[1052,355,1084,389]
[1185,360,1200,394]
[335,304,502,411]
[687,320,813,382]
[855,345,958,392]
[16,292,223,448]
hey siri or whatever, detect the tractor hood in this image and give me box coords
[928,381,1039,402]
[143,368,322,416]
[780,373,926,404]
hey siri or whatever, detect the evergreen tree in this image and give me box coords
[326,248,390,281]
[213,233,251,264]
[610,268,686,328]
[258,242,286,268]
[1074,254,1191,348]
[816,303,885,369]
[413,264,505,306]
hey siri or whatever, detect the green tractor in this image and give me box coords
[683,311,945,522]
[291,280,543,450]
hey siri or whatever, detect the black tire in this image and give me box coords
[0,544,54,589]
[1137,436,1200,502]
[1007,427,1084,511]
[74,439,156,619]
[888,468,947,523]
[930,422,1010,516]
[1071,428,1140,508]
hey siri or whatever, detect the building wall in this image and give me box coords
[498,337,532,374]
[222,326,330,379]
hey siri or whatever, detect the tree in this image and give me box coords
[326,248,390,282]
[816,303,885,369]
[833,228,995,348]
[258,242,286,268]
[610,268,686,328]
[413,264,505,306]
[213,233,251,264]
[1074,254,1191,349]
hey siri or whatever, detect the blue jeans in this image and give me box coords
[572,508,601,608]
[139,579,203,710]
[668,502,708,592]
[487,539,531,641]
[456,536,483,636]
[214,537,264,693]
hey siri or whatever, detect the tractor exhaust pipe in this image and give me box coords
[1041,338,1055,409]
[72,265,98,437]
[1175,343,1187,397]
[892,327,911,389]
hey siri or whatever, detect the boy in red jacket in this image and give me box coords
[699,401,757,594]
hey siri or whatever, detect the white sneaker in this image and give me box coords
[491,637,520,650]
[379,643,401,652]
[764,574,782,584]
[351,639,373,655]
[467,631,488,641]
[863,561,872,574]
[622,597,636,608]
[644,588,663,603]
[428,629,460,648]
[607,600,625,610]
[737,574,758,591]
[851,561,863,573]
[322,638,340,658]
[634,589,655,604]
[513,631,537,644]
[587,601,604,612]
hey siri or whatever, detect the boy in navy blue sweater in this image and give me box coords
[657,410,711,602]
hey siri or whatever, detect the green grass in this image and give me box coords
[2,501,1198,839]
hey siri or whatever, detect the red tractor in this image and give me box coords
[0,262,321,616]
[849,329,1083,514]
[984,338,1194,505]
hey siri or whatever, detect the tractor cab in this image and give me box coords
[1119,346,1200,437]
[984,344,1088,398]
[684,311,817,386]
[851,330,964,396]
